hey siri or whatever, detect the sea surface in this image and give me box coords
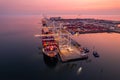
[0,15,120,80]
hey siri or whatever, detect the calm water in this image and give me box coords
[0,15,120,80]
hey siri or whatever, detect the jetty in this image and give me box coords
[40,17,89,62]
[38,16,120,62]
[58,42,88,62]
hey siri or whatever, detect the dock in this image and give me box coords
[40,17,89,62]
[58,44,88,62]
[39,16,120,62]
[56,31,88,62]
[56,28,88,62]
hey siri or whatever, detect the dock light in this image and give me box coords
[75,32,79,36]
[68,47,73,51]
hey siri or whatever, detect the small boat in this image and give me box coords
[83,47,89,53]
[93,51,99,57]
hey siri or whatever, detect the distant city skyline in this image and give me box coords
[0,0,120,15]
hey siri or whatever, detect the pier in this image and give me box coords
[40,17,89,62]
[40,16,120,62]
[58,41,88,62]
[40,17,120,62]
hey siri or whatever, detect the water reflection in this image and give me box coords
[77,67,82,75]
[85,58,92,63]
[43,54,58,68]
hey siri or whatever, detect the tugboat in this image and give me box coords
[93,51,99,57]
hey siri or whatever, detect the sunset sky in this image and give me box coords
[0,0,120,15]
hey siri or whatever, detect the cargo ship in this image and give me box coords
[41,18,59,58]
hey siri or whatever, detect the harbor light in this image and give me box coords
[77,67,82,75]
